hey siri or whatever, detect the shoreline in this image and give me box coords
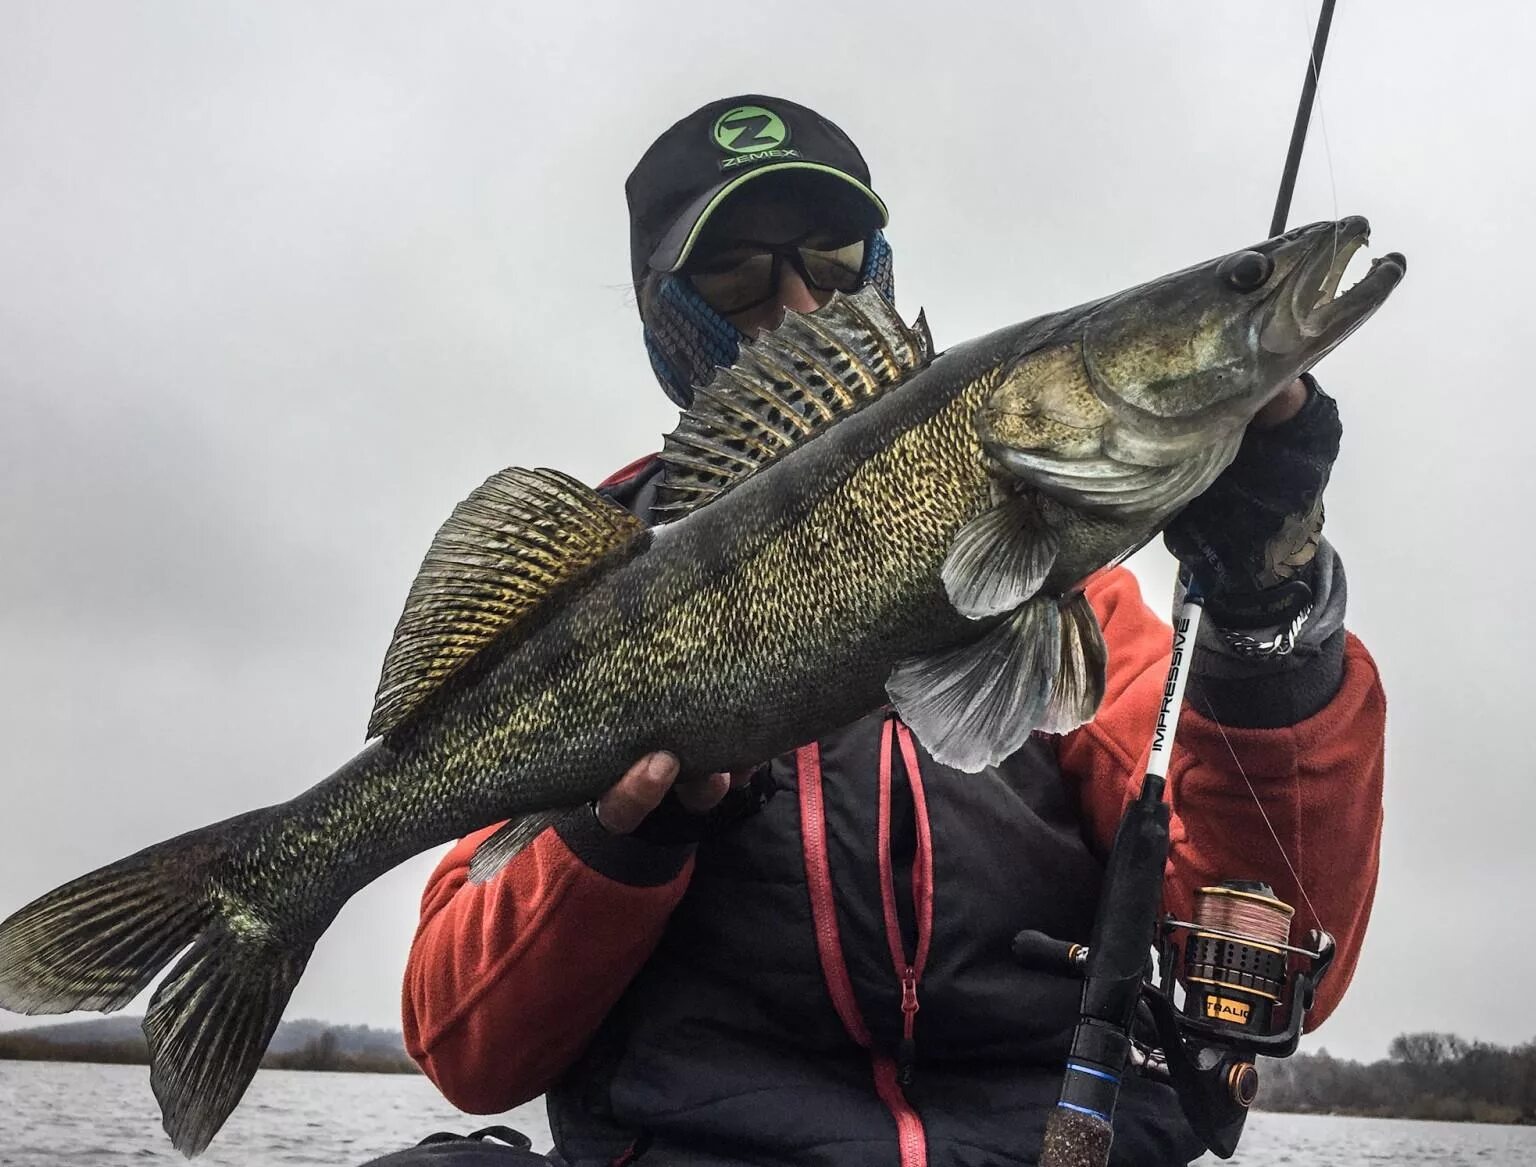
[1254,1104,1535,1127]
[4,1052,1534,1126]
[0,1050,420,1074]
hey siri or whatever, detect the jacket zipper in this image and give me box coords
[879,716,934,1085]
[798,741,929,1167]
[898,966,919,1081]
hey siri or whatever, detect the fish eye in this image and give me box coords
[1217,250,1274,292]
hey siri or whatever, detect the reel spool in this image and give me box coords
[1180,881,1294,1037]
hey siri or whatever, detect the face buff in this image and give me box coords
[642,229,896,407]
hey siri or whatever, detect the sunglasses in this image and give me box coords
[685,234,867,316]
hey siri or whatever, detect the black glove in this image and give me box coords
[628,765,776,845]
[1163,378,1341,630]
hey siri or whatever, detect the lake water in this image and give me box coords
[3,1061,1535,1166]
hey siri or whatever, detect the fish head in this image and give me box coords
[1078,215,1403,463]
[976,217,1404,511]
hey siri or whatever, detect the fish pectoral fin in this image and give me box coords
[654,286,932,520]
[467,811,566,883]
[942,492,1059,619]
[885,591,1109,772]
[368,468,647,739]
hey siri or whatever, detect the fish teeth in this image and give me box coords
[1312,236,1366,310]
[1334,244,1378,301]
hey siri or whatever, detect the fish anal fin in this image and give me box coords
[656,286,932,518]
[467,811,564,883]
[368,468,645,738]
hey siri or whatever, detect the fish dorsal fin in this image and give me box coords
[655,286,933,519]
[368,467,645,738]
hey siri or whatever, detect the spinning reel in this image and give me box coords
[1142,880,1335,1156]
[1014,879,1335,1159]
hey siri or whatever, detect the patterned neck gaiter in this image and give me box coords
[641,230,896,407]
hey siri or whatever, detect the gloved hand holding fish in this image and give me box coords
[0,216,1404,1155]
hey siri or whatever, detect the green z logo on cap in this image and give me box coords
[713,105,789,154]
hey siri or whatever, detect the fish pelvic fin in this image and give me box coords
[885,592,1108,772]
[369,467,647,739]
[1039,592,1108,735]
[0,810,299,1155]
[655,286,932,520]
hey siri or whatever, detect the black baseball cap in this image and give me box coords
[626,95,889,285]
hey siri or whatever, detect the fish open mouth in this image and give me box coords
[1278,216,1406,351]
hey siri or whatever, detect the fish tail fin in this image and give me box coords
[0,810,308,1154]
[146,919,314,1155]
[0,835,219,1017]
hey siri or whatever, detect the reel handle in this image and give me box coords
[1012,930,1088,976]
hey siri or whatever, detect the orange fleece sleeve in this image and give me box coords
[401,821,693,1113]
[1058,567,1384,1028]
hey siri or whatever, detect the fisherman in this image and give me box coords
[388,96,1386,1167]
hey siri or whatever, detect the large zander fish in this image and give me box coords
[0,217,1403,1154]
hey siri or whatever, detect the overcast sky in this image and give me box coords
[1,0,1531,1072]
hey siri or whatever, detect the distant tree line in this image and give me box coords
[261,1028,419,1074]
[9,1022,1535,1117]
[0,1026,419,1075]
[0,1031,148,1066]
[1258,1032,1536,1124]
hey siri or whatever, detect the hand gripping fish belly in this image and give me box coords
[0,218,1403,1153]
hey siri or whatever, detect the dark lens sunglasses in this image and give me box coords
[685,236,867,316]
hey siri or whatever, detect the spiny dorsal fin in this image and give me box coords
[368,467,645,738]
[655,286,933,520]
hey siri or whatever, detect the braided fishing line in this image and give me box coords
[1273,0,1343,272]
[1198,694,1327,936]
[1217,0,1338,940]
[1297,0,1342,253]
[1193,885,1295,948]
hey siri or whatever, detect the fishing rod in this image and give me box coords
[1272,0,1338,239]
[1018,576,1337,1165]
[1020,6,1343,1164]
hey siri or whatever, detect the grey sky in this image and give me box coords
[0,0,1530,1069]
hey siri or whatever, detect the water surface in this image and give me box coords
[3,1061,1533,1166]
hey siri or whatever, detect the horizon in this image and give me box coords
[13,1014,1536,1067]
